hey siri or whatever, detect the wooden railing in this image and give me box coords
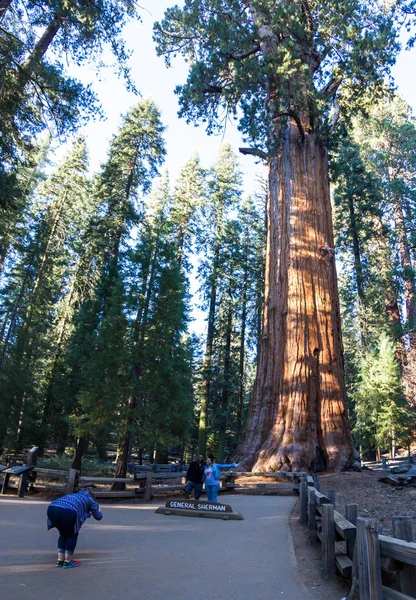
[299,476,416,599]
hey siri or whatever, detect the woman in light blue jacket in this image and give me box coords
[204,455,236,502]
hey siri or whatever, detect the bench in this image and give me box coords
[1,465,34,497]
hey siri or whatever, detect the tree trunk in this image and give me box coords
[111,398,134,490]
[217,298,233,462]
[198,256,217,454]
[236,262,248,439]
[112,236,160,488]
[346,185,367,343]
[236,122,353,472]
[394,199,416,347]
[71,437,88,472]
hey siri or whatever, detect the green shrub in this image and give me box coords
[37,456,116,477]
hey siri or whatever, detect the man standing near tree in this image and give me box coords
[184,455,205,500]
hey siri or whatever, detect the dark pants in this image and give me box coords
[184,481,203,499]
[47,505,79,554]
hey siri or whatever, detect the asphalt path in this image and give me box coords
[0,494,312,600]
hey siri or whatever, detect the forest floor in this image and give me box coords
[289,470,416,600]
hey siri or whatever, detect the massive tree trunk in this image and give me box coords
[236,122,354,472]
[393,199,416,347]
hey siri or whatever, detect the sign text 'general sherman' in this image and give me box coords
[167,500,229,512]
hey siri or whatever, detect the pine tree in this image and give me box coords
[0,138,92,452]
[195,144,242,455]
[63,100,167,469]
[353,334,415,458]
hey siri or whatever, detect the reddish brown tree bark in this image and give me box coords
[236,122,354,472]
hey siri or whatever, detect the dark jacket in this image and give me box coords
[186,460,205,484]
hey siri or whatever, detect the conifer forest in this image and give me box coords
[1,1,416,475]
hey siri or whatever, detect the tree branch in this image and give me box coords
[320,77,342,99]
[330,95,341,134]
[229,45,261,60]
[239,147,268,161]
[301,0,314,31]
[274,110,305,142]
[202,85,223,94]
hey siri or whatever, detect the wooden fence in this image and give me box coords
[1,457,300,499]
[299,476,416,599]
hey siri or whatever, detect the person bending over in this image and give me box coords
[47,489,103,569]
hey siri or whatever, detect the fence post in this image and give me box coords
[300,480,308,524]
[356,518,382,600]
[392,516,416,596]
[314,476,321,492]
[308,488,317,544]
[321,503,335,579]
[144,471,153,501]
[325,489,336,507]
[346,503,358,560]
[67,469,79,494]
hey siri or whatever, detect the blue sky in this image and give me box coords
[65,0,415,195]
[61,2,415,334]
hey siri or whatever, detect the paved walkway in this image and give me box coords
[0,494,312,600]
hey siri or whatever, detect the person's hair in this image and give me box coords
[208,454,215,462]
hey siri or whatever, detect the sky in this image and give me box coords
[60,1,416,334]
[64,0,416,188]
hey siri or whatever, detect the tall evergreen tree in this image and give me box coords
[195,144,242,455]
[0,138,91,452]
[63,100,167,468]
[155,0,401,471]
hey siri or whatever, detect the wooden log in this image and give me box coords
[144,471,153,501]
[308,488,317,545]
[379,535,416,566]
[335,553,353,578]
[67,469,79,494]
[300,480,307,524]
[34,468,69,477]
[382,586,414,600]
[314,490,331,506]
[346,504,358,560]
[152,485,185,494]
[325,489,336,507]
[152,473,186,480]
[334,510,356,542]
[391,517,416,597]
[93,491,140,499]
[356,518,383,600]
[78,476,132,483]
[321,503,335,579]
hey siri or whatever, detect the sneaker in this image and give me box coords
[56,560,64,568]
[184,493,190,499]
[63,560,81,569]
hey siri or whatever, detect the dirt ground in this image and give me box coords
[289,470,416,600]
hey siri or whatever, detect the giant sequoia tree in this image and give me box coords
[155,0,400,471]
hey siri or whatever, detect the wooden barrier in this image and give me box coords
[19,465,300,500]
[298,486,416,599]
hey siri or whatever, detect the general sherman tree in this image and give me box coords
[155,1,401,471]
